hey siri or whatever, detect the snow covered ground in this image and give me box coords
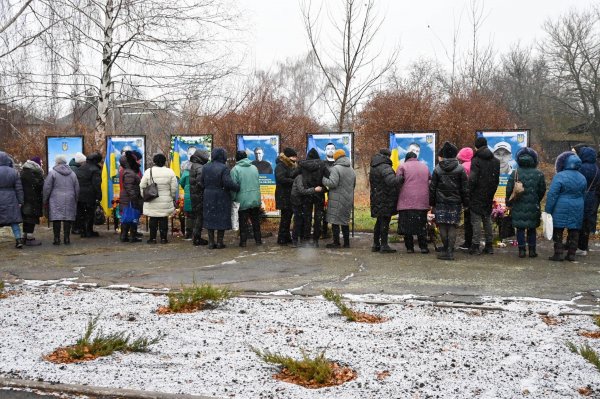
[0,283,599,399]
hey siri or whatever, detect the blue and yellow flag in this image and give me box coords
[171,136,181,178]
[101,138,117,216]
[389,133,399,172]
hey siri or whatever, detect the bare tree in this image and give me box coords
[460,0,496,92]
[542,6,600,145]
[301,0,397,132]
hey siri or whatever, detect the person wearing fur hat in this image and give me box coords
[20,156,45,245]
[43,155,80,245]
[469,137,500,255]
[397,151,431,254]
[370,148,401,253]
[506,147,546,258]
[231,151,262,247]
[296,148,327,247]
[322,149,355,248]
[456,147,474,251]
[575,147,600,256]
[545,152,587,261]
[0,151,25,248]
[275,147,300,245]
[430,142,469,260]
[189,149,210,246]
[118,151,143,243]
[75,152,103,238]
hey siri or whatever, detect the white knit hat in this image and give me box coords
[74,152,86,164]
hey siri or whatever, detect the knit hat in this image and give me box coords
[153,153,167,167]
[474,136,488,149]
[379,148,391,157]
[333,149,346,161]
[283,147,297,158]
[457,147,474,163]
[307,148,320,160]
[55,155,67,165]
[74,152,86,164]
[132,150,142,160]
[30,156,42,166]
[405,151,417,161]
[438,141,458,159]
[235,151,247,162]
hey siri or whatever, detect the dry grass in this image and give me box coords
[566,341,600,372]
[157,281,238,314]
[251,347,357,388]
[322,289,387,323]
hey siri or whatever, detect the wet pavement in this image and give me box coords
[1,226,599,309]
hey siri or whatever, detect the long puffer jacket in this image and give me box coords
[577,147,600,232]
[275,154,299,210]
[189,150,209,213]
[545,152,587,229]
[430,159,469,207]
[297,148,326,204]
[202,148,240,230]
[506,148,546,229]
[20,160,44,224]
[75,153,102,206]
[231,158,261,211]
[369,153,399,217]
[469,146,500,215]
[323,156,356,226]
[0,151,24,225]
[140,165,178,217]
[43,163,79,221]
[119,153,142,211]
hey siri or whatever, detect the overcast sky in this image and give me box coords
[237,0,597,73]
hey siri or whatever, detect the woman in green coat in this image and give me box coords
[506,147,546,258]
[179,165,194,239]
[231,151,262,247]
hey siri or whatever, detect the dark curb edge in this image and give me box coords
[0,378,221,399]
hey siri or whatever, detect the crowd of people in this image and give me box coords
[0,136,598,262]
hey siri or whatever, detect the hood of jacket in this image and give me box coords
[516,147,539,168]
[69,158,80,168]
[475,146,494,160]
[307,148,320,160]
[555,151,578,173]
[457,147,474,163]
[23,159,43,171]
[190,150,209,165]
[370,152,392,168]
[580,146,597,164]
[86,152,102,165]
[54,163,73,176]
[564,153,582,171]
[0,151,11,167]
[334,156,351,168]
[438,158,460,172]
[277,153,295,168]
[236,158,253,168]
[299,158,323,172]
[211,148,227,164]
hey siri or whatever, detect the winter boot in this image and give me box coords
[216,230,226,249]
[326,225,341,248]
[528,246,537,258]
[418,235,429,254]
[380,227,396,253]
[53,221,61,245]
[185,228,193,240]
[549,242,564,261]
[207,229,216,249]
[483,242,494,254]
[15,238,23,249]
[342,226,350,248]
[518,246,526,258]
[469,244,482,255]
[129,225,142,243]
[121,224,130,242]
[404,235,415,253]
[63,228,70,245]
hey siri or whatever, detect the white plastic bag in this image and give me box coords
[231,202,240,231]
[542,212,553,240]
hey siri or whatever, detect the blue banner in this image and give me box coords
[46,136,83,169]
[389,132,436,173]
[306,133,353,164]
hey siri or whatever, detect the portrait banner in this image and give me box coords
[236,134,280,216]
[306,132,353,165]
[389,132,437,173]
[46,136,84,170]
[170,135,213,178]
[477,130,529,206]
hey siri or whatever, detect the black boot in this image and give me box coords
[380,224,396,253]
[129,225,142,243]
[63,226,71,245]
[342,225,350,248]
[53,221,61,245]
[549,242,563,261]
[469,244,482,255]
[518,246,526,258]
[216,230,226,249]
[404,235,415,253]
[418,235,429,254]
[15,238,23,249]
[121,224,130,242]
[208,229,216,249]
[483,242,494,254]
[326,225,341,248]
[528,246,537,258]
[160,228,168,244]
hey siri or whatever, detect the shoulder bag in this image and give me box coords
[143,168,159,202]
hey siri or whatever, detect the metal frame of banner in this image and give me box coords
[45,135,85,174]
[236,133,282,219]
[475,129,531,146]
[305,131,355,237]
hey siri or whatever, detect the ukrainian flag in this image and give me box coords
[171,136,181,178]
[101,138,117,216]
[389,133,399,172]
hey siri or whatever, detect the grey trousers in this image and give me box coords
[471,210,493,246]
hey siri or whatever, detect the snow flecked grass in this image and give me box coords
[1,285,599,398]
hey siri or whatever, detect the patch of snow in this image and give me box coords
[221,260,238,265]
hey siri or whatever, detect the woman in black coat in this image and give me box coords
[20,157,45,245]
[75,152,103,237]
[202,148,239,249]
[275,147,299,245]
[369,149,400,253]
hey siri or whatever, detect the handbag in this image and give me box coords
[499,215,515,239]
[508,170,524,202]
[143,168,159,202]
[94,204,106,225]
[542,212,553,240]
[121,205,141,224]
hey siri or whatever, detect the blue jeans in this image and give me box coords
[516,228,536,248]
[11,223,22,239]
